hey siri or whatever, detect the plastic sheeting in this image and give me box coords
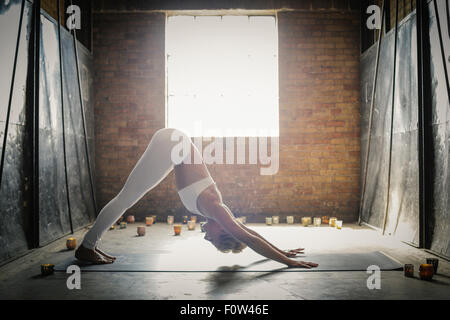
[38,11,96,245]
[0,0,33,263]
[426,0,450,258]
[60,24,96,232]
[361,1,450,258]
[0,5,95,263]
[360,13,420,245]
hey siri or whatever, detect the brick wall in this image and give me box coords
[93,8,361,223]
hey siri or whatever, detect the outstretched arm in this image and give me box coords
[234,219,304,257]
[204,200,317,268]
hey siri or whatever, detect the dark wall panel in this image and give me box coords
[0,0,33,263]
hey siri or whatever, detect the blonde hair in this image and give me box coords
[211,233,247,254]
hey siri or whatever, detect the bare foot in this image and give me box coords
[75,245,114,264]
[95,247,116,261]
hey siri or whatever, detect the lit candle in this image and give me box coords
[66,238,77,250]
[152,215,157,224]
[145,217,154,226]
[286,216,294,224]
[272,216,279,224]
[266,217,273,225]
[419,264,434,281]
[110,225,115,230]
[182,216,188,224]
[301,217,311,227]
[137,226,146,236]
[190,216,197,223]
[187,220,196,230]
[329,217,337,227]
[335,220,343,229]
[41,264,55,276]
[321,216,329,224]
[174,224,182,236]
[313,217,321,227]
[167,215,174,225]
[404,264,414,277]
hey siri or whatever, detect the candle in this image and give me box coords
[286,216,294,224]
[126,215,135,223]
[190,216,197,223]
[137,226,146,236]
[329,217,337,227]
[336,220,343,229]
[404,264,414,277]
[182,216,188,224]
[120,222,127,229]
[241,216,247,224]
[174,224,182,236]
[41,264,55,276]
[167,215,174,225]
[66,238,77,250]
[313,217,321,227]
[110,225,115,230]
[145,217,154,226]
[266,217,273,225]
[321,216,329,224]
[152,215,157,224]
[419,264,434,281]
[301,217,311,227]
[272,216,279,224]
[426,258,439,274]
[187,220,196,230]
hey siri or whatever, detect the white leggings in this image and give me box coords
[82,128,191,249]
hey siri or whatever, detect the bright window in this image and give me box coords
[166,15,279,137]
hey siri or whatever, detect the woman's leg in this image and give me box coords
[80,128,187,251]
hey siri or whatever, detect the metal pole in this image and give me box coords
[0,0,25,189]
[416,0,426,248]
[446,0,450,37]
[433,0,450,103]
[32,0,41,248]
[382,0,400,235]
[57,0,73,233]
[358,0,386,225]
[69,0,98,215]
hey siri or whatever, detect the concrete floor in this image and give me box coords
[0,222,449,300]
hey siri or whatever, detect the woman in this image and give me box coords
[75,128,318,269]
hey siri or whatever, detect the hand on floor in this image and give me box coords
[284,248,305,257]
[287,260,319,269]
